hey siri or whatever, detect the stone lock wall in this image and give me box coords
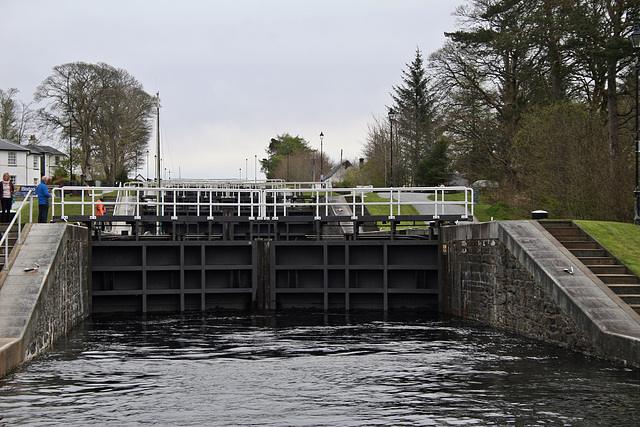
[0,223,91,376]
[441,236,592,351]
[23,225,91,360]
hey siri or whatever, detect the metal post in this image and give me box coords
[388,108,396,187]
[631,24,640,224]
[67,76,73,183]
[390,118,393,187]
[635,50,640,224]
[319,132,324,181]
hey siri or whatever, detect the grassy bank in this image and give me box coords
[575,220,640,275]
[363,192,426,229]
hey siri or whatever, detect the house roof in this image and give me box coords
[26,144,66,156]
[0,139,66,156]
[0,138,31,152]
[323,160,352,181]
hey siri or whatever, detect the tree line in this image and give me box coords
[347,0,638,222]
[0,61,154,184]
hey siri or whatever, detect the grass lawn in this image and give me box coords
[363,192,426,229]
[14,192,109,223]
[575,220,640,275]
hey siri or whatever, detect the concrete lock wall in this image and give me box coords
[0,224,91,376]
[440,221,640,367]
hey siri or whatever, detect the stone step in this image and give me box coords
[607,283,640,294]
[589,265,629,275]
[555,234,591,242]
[539,220,574,228]
[572,249,608,258]
[563,241,598,250]
[547,227,582,235]
[619,295,640,305]
[598,274,639,285]
[579,257,618,266]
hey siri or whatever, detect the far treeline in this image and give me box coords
[350,0,638,223]
[1,1,638,223]
[260,1,639,222]
[0,62,155,185]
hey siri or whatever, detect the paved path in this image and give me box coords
[377,191,474,221]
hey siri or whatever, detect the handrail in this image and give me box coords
[51,185,474,221]
[0,189,34,270]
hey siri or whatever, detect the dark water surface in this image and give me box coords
[1,312,639,426]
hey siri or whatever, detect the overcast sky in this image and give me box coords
[1,0,463,180]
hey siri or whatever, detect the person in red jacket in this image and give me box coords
[95,198,106,216]
[96,198,107,231]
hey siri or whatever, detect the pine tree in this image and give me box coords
[391,48,438,186]
[415,138,452,187]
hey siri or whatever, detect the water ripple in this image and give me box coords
[0,312,638,426]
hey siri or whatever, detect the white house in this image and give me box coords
[0,138,66,186]
[26,143,66,182]
[322,161,353,184]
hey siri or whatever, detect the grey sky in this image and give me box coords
[1,0,463,180]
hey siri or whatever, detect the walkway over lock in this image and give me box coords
[51,182,474,241]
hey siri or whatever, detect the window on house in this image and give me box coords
[34,178,38,185]
[55,156,60,166]
[33,156,39,168]
[8,152,16,166]
[10,176,16,184]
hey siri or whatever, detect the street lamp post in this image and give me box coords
[388,108,397,187]
[630,23,640,224]
[67,77,73,184]
[319,132,324,181]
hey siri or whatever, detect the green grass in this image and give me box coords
[475,201,527,222]
[15,191,114,223]
[575,220,640,276]
[363,192,426,229]
[427,191,527,222]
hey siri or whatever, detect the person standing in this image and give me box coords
[0,173,14,223]
[95,198,106,216]
[95,197,106,231]
[36,176,50,223]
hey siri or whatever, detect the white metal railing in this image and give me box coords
[51,185,474,221]
[122,178,330,191]
[1,190,34,270]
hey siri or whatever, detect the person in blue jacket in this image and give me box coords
[36,176,50,223]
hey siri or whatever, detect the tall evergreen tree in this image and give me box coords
[391,48,438,185]
[415,138,452,186]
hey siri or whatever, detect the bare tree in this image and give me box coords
[0,88,35,144]
[35,62,154,182]
[361,116,390,186]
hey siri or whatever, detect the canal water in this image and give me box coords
[1,311,639,426]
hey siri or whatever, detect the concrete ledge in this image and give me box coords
[442,220,640,366]
[0,223,90,376]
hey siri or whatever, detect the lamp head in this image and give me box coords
[630,23,640,51]
[388,108,397,122]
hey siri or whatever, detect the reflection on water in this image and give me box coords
[1,311,639,426]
